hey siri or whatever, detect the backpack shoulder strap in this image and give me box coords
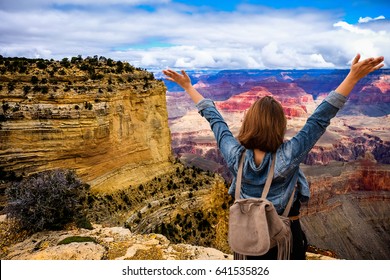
[282,187,296,217]
[260,154,276,199]
[235,150,246,200]
[261,154,296,217]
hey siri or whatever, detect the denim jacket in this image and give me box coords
[196,91,347,214]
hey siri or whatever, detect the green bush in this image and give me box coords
[5,169,90,232]
[57,236,96,245]
[31,76,39,84]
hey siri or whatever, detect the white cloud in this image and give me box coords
[358,15,385,23]
[0,0,170,10]
[333,21,376,35]
[260,42,335,69]
[332,18,389,65]
[0,3,389,69]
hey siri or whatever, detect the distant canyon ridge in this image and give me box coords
[163,69,390,170]
[163,69,390,259]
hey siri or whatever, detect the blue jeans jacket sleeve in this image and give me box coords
[196,98,244,173]
[278,91,347,175]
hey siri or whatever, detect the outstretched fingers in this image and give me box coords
[372,56,385,66]
[162,68,192,89]
[352,53,361,65]
[163,69,176,77]
[181,70,189,79]
[164,69,183,77]
[373,61,385,71]
[164,76,175,82]
[361,56,384,66]
[163,69,179,82]
[366,56,385,72]
[353,56,385,76]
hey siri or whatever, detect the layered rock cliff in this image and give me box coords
[299,160,390,259]
[0,56,172,193]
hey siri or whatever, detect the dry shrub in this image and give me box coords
[5,169,90,233]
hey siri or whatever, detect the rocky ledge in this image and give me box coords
[2,223,231,260]
[0,217,334,260]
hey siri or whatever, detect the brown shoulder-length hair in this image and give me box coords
[237,96,286,153]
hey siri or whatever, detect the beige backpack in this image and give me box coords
[228,150,295,259]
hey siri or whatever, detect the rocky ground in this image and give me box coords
[0,215,335,260]
[0,215,231,260]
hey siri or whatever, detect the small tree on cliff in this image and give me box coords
[5,169,90,232]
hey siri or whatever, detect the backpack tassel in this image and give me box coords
[276,233,292,260]
[234,252,247,260]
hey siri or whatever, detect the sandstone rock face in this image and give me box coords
[1,57,174,193]
[1,79,172,193]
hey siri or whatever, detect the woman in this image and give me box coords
[163,54,384,259]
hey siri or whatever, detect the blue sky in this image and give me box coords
[0,0,389,69]
[174,0,386,22]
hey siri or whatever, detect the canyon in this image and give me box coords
[164,69,390,259]
[166,70,390,168]
[1,57,389,260]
